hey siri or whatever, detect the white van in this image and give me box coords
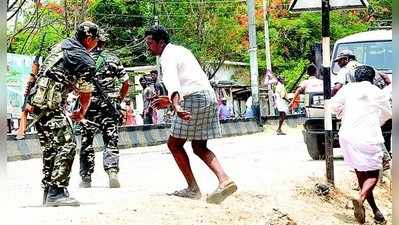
[331,29,392,81]
[303,29,392,160]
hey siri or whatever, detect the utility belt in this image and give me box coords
[30,76,64,110]
[92,91,119,98]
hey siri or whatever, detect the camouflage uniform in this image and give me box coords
[79,48,128,180]
[29,38,95,190]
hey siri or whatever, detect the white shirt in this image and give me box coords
[274,82,287,99]
[160,43,213,99]
[299,76,323,93]
[333,60,361,85]
[330,81,391,145]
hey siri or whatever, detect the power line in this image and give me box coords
[91,13,214,18]
[159,0,246,3]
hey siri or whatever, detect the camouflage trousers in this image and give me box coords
[35,110,76,190]
[79,97,120,180]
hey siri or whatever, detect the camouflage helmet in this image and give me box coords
[98,29,109,42]
[75,21,99,41]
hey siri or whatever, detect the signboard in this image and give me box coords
[7,53,35,117]
[289,0,369,12]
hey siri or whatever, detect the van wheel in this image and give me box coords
[304,131,325,160]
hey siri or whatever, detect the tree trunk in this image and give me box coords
[64,0,70,36]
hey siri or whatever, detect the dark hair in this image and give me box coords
[307,64,317,76]
[354,65,375,83]
[150,70,158,74]
[75,21,99,42]
[139,77,147,84]
[348,55,356,61]
[144,25,170,44]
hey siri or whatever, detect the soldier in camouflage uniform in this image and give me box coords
[79,30,129,188]
[25,21,99,207]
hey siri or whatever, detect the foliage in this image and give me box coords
[153,1,246,79]
[251,0,390,88]
[88,0,148,66]
[7,0,392,87]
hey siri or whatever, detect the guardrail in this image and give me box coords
[7,118,263,161]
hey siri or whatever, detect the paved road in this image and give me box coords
[4,130,392,225]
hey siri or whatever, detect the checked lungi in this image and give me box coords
[171,90,222,140]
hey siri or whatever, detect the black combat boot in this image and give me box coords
[45,185,80,207]
[79,176,91,188]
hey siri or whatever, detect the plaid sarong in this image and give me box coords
[171,90,222,140]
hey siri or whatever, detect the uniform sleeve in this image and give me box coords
[160,55,181,99]
[107,54,129,82]
[64,49,95,93]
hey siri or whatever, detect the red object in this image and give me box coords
[292,95,300,109]
[124,105,136,126]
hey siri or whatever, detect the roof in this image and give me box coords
[223,60,249,66]
[335,30,392,45]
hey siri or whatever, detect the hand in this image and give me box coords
[176,109,191,121]
[380,73,391,85]
[70,110,85,122]
[24,103,34,113]
[150,96,171,110]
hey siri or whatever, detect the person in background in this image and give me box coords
[329,65,391,224]
[218,97,233,120]
[150,70,168,124]
[331,49,360,96]
[244,96,254,118]
[123,99,136,126]
[139,77,156,124]
[274,75,289,135]
[289,64,323,111]
[78,29,129,189]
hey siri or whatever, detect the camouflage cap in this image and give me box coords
[76,21,99,39]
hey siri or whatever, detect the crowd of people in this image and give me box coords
[11,19,392,224]
[16,22,237,207]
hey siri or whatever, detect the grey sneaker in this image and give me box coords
[46,186,80,207]
[108,171,120,188]
[46,196,80,207]
[79,176,91,188]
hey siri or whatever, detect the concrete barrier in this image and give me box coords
[7,118,264,161]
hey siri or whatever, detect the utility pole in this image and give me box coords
[322,0,334,185]
[154,15,161,78]
[247,0,260,122]
[152,1,161,78]
[262,0,275,116]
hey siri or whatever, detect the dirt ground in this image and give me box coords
[5,130,392,225]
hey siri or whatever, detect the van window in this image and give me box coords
[332,41,392,74]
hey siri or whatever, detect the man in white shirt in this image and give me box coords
[329,65,391,224]
[332,50,392,167]
[274,76,289,135]
[145,25,237,204]
[331,49,361,96]
[289,64,323,110]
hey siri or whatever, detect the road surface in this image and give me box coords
[4,128,392,225]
